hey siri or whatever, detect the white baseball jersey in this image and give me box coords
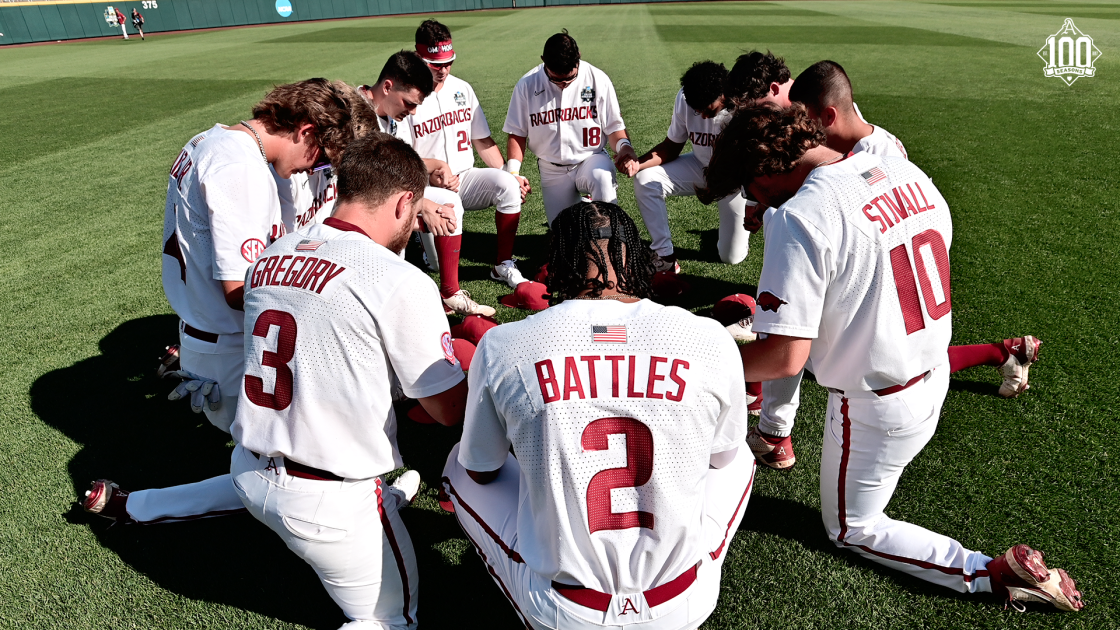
[458,299,749,594]
[162,124,285,336]
[232,218,465,480]
[275,168,338,232]
[665,88,729,167]
[752,152,952,393]
[503,61,626,165]
[852,125,908,160]
[408,75,491,175]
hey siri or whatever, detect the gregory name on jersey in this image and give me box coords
[862,180,938,234]
[247,253,350,298]
[412,108,473,138]
[530,105,598,127]
[534,354,689,403]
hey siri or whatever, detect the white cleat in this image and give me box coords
[443,290,496,317]
[490,259,528,289]
[726,319,757,343]
[999,336,1041,398]
[392,470,422,505]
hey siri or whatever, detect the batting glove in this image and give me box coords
[165,370,222,413]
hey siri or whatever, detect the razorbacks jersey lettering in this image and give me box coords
[753,152,952,393]
[458,299,748,594]
[665,88,730,167]
[276,168,337,232]
[162,124,285,337]
[407,75,492,175]
[503,61,626,165]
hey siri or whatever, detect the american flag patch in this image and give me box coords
[860,167,887,185]
[295,239,325,252]
[592,325,627,343]
[190,135,206,147]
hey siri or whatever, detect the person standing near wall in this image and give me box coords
[115,7,129,40]
[131,9,145,40]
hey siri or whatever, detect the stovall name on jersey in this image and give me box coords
[688,131,717,147]
[530,105,598,127]
[535,355,689,404]
[412,108,472,138]
[248,253,346,295]
[862,181,937,234]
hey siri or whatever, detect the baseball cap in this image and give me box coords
[651,270,690,302]
[450,315,499,345]
[416,39,455,63]
[712,293,757,342]
[499,281,550,311]
[534,262,549,284]
[451,338,476,371]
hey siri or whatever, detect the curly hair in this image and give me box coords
[724,51,791,111]
[699,103,825,203]
[252,78,361,167]
[546,201,655,303]
[680,60,727,112]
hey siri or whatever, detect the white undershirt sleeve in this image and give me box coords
[502,80,528,137]
[752,210,832,339]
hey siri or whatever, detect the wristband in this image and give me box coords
[505,159,522,176]
[615,138,632,152]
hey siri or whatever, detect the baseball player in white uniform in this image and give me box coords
[82,80,367,525]
[705,104,1082,612]
[441,201,756,629]
[743,60,1040,470]
[503,30,638,225]
[232,133,468,629]
[633,61,751,272]
[359,51,496,317]
[410,20,531,288]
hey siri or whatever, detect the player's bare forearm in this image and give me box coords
[609,130,639,177]
[506,134,527,163]
[740,334,812,382]
[466,468,500,485]
[221,280,245,310]
[421,199,456,236]
[474,137,506,170]
[636,138,685,172]
[418,380,469,426]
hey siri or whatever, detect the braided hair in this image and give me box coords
[546,201,655,303]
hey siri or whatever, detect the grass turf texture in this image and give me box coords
[1,1,1117,627]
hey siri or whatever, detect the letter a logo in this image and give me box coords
[620,598,639,615]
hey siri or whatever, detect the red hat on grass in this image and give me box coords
[712,293,757,342]
[652,270,690,302]
[534,263,549,284]
[450,315,498,345]
[500,281,550,311]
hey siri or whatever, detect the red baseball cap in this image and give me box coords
[416,39,455,63]
[451,338,476,371]
[449,315,499,345]
[652,270,690,302]
[534,262,549,284]
[499,281,550,310]
[712,294,756,326]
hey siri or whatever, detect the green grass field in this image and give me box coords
[2,1,1118,628]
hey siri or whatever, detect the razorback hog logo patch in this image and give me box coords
[757,292,787,313]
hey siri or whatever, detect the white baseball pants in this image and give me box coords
[458,167,522,215]
[820,364,993,593]
[757,369,804,438]
[537,153,617,226]
[177,325,244,434]
[231,445,419,629]
[441,442,755,630]
[125,473,246,524]
[631,153,750,264]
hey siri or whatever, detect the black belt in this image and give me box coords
[183,323,219,343]
[251,451,344,481]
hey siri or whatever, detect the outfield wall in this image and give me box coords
[0,0,697,44]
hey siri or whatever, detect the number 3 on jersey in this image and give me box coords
[890,229,950,334]
[582,417,654,534]
[244,309,297,410]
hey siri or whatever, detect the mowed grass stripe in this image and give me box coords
[656,24,1024,45]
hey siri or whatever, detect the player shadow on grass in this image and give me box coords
[32,315,522,629]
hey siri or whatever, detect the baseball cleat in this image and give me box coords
[651,253,680,275]
[746,427,796,470]
[491,259,528,289]
[987,544,1083,612]
[747,388,762,416]
[82,479,134,524]
[156,344,181,378]
[391,470,422,506]
[726,319,757,343]
[443,290,496,317]
[999,336,1041,398]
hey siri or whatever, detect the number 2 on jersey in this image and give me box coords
[582,127,601,148]
[456,130,470,152]
[582,417,654,533]
[890,229,951,334]
[244,309,297,410]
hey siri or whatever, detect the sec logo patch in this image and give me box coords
[441,331,458,366]
[241,238,266,262]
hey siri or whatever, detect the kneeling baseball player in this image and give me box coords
[441,201,756,629]
[705,104,1082,612]
[232,132,468,629]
